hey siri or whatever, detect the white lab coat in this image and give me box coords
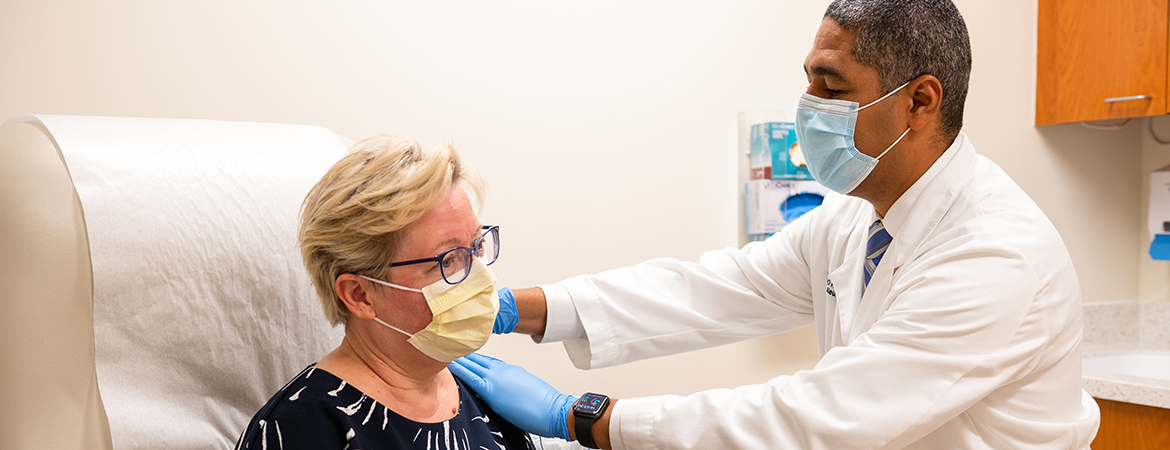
[539,133,1100,449]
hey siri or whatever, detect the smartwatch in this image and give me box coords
[572,392,610,449]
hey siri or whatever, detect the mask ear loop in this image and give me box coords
[373,317,414,337]
[860,80,914,160]
[875,127,912,160]
[858,81,912,111]
[358,275,421,337]
[360,274,424,293]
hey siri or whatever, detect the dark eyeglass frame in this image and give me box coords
[359,225,499,285]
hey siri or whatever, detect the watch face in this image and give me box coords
[574,393,609,415]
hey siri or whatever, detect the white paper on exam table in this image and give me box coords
[24,115,347,449]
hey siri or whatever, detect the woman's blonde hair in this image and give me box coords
[298,135,483,326]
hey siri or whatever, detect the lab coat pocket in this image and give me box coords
[827,254,863,343]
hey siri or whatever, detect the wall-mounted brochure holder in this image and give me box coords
[739,110,827,243]
[1150,164,1170,260]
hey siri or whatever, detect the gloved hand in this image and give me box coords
[493,287,518,334]
[450,353,575,440]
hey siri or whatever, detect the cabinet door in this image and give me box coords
[1091,398,1170,450]
[1036,0,1168,126]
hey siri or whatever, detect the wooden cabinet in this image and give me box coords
[1036,0,1168,126]
[1092,398,1170,450]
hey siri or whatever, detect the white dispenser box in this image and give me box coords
[1150,164,1170,260]
[745,179,829,236]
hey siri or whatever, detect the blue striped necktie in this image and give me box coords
[864,220,892,288]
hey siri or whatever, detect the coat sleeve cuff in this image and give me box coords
[536,279,617,370]
[532,283,585,343]
[609,395,681,450]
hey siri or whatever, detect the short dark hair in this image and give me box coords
[825,0,972,138]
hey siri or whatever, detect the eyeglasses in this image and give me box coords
[360,225,500,285]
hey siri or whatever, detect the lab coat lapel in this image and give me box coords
[853,259,894,342]
[848,134,977,341]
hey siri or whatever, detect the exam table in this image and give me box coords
[0,115,350,449]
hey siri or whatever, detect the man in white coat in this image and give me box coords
[451,0,1101,448]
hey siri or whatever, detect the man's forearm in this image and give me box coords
[511,287,548,336]
[510,287,613,448]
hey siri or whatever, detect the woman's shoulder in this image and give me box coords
[258,364,355,416]
[236,365,537,450]
[235,364,356,449]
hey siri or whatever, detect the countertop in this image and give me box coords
[1082,351,1170,409]
[1082,301,1170,410]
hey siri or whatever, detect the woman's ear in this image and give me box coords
[336,273,378,321]
[906,74,943,132]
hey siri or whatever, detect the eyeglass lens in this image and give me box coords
[440,227,499,284]
[476,227,499,265]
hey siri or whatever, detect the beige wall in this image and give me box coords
[0,0,1151,399]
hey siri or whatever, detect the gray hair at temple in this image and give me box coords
[825,0,972,140]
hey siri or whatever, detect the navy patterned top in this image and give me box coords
[236,364,535,450]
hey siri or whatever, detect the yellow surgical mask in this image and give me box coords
[361,259,499,363]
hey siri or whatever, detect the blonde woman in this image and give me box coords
[236,135,533,450]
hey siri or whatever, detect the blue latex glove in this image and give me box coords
[450,353,575,440]
[493,287,518,334]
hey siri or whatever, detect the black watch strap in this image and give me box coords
[574,411,598,449]
[572,393,610,449]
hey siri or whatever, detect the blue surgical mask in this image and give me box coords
[794,82,911,194]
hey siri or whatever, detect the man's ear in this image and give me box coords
[905,74,943,132]
[336,273,378,321]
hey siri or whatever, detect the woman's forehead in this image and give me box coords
[400,188,480,256]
